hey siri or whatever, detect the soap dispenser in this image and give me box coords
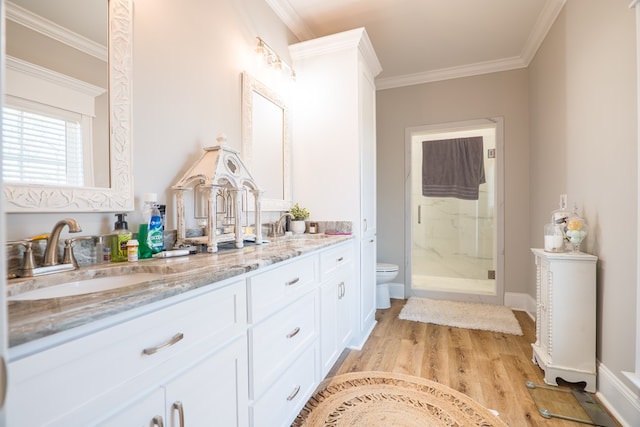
[111,213,132,262]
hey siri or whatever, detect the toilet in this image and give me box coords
[376,263,399,309]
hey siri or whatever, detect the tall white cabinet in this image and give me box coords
[531,248,597,392]
[290,28,382,348]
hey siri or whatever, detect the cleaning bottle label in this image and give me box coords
[148,213,164,253]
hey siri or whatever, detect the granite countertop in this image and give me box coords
[7,234,352,350]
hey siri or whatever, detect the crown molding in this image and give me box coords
[264,0,315,41]
[631,0,640,8]
[520,0,566,65]
[270,0,567,90]
[376,56,528,90]
[5,1,107,62]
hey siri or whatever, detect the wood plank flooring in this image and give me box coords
[327,298,621,427]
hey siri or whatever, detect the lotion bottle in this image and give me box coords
[111,213,132,262]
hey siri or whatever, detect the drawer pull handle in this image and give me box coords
[172,401,185,427]
[337,256,344,262]
[152,416,164,427]
[339,282,345,299]
[286,327,301,338]
[287,385,301,401]
[142,332,184,355]
[286,277,300,286]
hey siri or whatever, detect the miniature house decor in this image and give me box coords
[172,134,263,252]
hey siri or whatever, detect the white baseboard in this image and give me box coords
[348,320,377,351]
[596,362,640,427]
[505,291,536,319]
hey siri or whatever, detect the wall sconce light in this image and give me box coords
[256,36,295,80]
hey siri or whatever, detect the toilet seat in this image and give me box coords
[376,263,398,273]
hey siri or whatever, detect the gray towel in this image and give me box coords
[422,137,486,200]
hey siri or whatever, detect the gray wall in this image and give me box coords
[376,68,530,294]
[376,0,638,410]
[529,0,637,392]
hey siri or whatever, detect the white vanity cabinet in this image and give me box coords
[246,254,320,427]
[531,248,597,392]
[290,28,381,349]
[7,279,249,427]
[320,241,354,377]
[99,335,247,426]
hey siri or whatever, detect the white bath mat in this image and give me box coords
[398,297,523,336]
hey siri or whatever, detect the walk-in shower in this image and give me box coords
[406,119,504,304]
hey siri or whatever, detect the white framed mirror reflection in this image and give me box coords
[241,71,291,212]
[2,0,133,212]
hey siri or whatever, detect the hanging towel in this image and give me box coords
[422,137,486,200]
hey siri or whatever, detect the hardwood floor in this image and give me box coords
[328,298,620,427]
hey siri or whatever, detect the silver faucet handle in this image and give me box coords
[63,236,91,268]
[18,241,36,278]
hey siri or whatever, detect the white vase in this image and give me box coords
[291,220,306,234]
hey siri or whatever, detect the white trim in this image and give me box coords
[4,0,133,213]
[635,1,640,397]
[598,363,640,427]
[631,0,640,9]
[5,1,107,62]
[263,0,315,41]
[6,56,105,117]
[377,56,526,90]
[404,118,505,306]
[520,0,567,65]
[290,27,382,77]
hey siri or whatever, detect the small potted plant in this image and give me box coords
[289,203,310,234]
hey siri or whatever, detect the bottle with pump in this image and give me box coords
[111,213,132,262]
[139,193,164,259]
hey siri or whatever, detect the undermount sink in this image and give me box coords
[8,273,163,301]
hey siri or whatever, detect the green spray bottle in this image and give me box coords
[138,193,164,259]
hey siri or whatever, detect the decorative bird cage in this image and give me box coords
[172,135,263,252]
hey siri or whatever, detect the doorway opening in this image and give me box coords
[405,118,504,304]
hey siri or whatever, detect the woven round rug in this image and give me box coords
[292,371,508,427]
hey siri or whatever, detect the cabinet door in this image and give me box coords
[98,388,165,427]
[337,273,353,350]
[360,236,377,336]
[359,54,377,237]
[320,280,339,377]
[164,336,249,427]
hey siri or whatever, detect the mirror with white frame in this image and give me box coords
[241,71,291,211]
[3,0,133,212]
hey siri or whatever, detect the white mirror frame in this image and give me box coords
[3,0,133,213]
[241,71,291,212]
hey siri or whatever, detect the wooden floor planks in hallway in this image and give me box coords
[328,298,621,427]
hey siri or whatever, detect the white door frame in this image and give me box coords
[404,117,505,305]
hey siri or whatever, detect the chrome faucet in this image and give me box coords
[274,213,293,236]
[43,218,82,266]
